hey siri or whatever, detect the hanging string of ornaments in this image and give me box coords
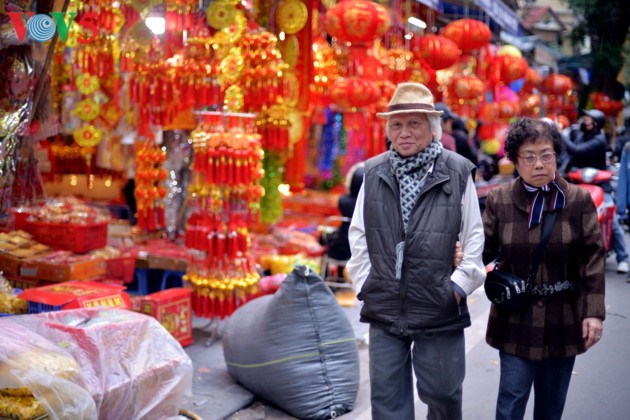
[184,112,264,319]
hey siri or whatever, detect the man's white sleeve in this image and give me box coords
[451,175,487,295]
[346,183,370,296]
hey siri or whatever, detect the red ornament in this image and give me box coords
[413,35,460,70]
[489,55,528,84]
[330,77,380,109]
[443,18,491,52]
[522,68,542,93]
[543,74,572,95]
[519,93,541,116]
[324,0,391,44]
[449,76,485,100]
[496,100,520,120]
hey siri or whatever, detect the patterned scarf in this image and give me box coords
[522,177,566,229]
[389,140,442,231]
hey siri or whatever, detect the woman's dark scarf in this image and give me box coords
[522,177,566,229]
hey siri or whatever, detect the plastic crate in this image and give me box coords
[105,255,136,284]
[26,221,108,253]
[28,301,62,314]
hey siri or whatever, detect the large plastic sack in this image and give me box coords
[0,307,193,419]
[0,319,97,419]
[222,265,360,419]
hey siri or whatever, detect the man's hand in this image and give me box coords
[453,241,463,267]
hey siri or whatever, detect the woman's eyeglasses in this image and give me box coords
[518,152,556,166]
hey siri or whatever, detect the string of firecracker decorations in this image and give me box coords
[183,112,264,318]
[134,143,167,231]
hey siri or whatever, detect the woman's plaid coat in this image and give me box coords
[482,174,606,360]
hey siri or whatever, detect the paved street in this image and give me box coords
[225,253,630,420]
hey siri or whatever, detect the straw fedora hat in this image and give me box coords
[376,82,443,119]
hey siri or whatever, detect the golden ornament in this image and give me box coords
[224,85,244,112]
[74,98,101,122]
[286,109,304,144]
[276,0,308,35]
[73,124,103,148]
[218,48,244,85]
[282,70,300,107]
[279,35,300,68]
[76,73,100,95]
[206,0,238,30]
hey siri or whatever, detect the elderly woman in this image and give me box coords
[483,118,606,419]
[347,82,486,420]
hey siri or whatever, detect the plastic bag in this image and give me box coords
[223,265,360,419]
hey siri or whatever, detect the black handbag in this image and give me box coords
[485,212,557,311]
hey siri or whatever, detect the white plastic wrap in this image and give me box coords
[0,307,193,419]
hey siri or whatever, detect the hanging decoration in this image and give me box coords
[413,35,461,71]
[324,0,391,44]
[185,113,264,319]
[443,18,492,52]
[134,143,168,231]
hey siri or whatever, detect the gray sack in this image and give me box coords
[222,265,360,419]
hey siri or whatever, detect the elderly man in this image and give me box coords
[346,83,486,420]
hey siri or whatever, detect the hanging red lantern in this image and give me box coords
[546,96,564,113]
[489,55,528,84]
[443,18,491,52]
[519,93,541,116]
[413,35,460,70]
[330,77,380,109]
[356,55,388,81]
[449,76,485,100]
[543,74,572,95]
[496,100,520,120]
[409,60,438,93]
[595,98,624,116]
[522,68,542,93]
[477,102,499,123]
[324,0,391,44]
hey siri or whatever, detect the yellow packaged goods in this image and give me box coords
[0,393,47,419]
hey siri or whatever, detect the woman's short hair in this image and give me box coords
[504,117,563,163]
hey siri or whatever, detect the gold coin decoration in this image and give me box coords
[206,0,238,30]
[224,10,247,44]
[286,109,304,144]
[283,70,300,107]
[276,0,308,35]
[75,98,101,122]
[224,85,244,112]
[73,124,103,148]
[279,35,300,68]
[218,48,245,85]
[76,73,99,95]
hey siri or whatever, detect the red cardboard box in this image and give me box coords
[141,288,193,347]
[20,255,106,282]
[19,281,132,313]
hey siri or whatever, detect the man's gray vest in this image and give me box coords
[359,150,475,336]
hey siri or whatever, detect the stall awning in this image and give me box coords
[474,0,520,35]
[416,0,444,13]
[500,31,540,52]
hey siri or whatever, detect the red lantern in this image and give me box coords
[443,18,491,52]
[489,55,528,84]
[522,68,542,93]
[543,74,572,95]
[330,77,380,109]
[324,0,391,44]
[410,60,438,93]
[449,76,485,100]
[519,93,541,116]
[356,55,388,81]
[496,100,520,120]
[477,102,499,123]
[412,35,460,70]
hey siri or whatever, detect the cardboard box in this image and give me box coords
[0,252,22,277]
[4,275,46,290]
[147,255,188,272]
[20,256,106,282]
[19,280,132,313]
[141,288,193,347]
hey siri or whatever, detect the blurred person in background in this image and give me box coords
[563,109,630,274]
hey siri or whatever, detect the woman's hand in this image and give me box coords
[582,317,603,350]
[453,241,463,267]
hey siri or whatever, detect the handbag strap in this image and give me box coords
[493,211,558,282]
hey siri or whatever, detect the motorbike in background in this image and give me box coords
[566,167,616,251]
